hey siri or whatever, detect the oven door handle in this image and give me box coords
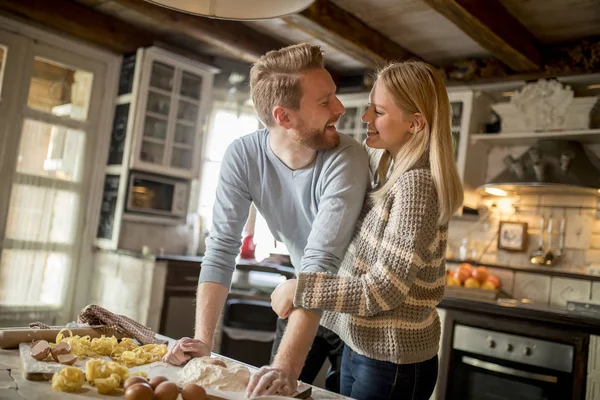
[462,356,558,384]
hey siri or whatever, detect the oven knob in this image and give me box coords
[487,338,496,349]
[506,343,514,352]
[523,346,533,356]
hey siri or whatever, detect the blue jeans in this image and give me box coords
[340,345,439,400]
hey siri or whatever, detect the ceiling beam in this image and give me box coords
[442,38,600,84]
[282,0,418,69]
[97,0,287,63]
[423,0,543,72]
[0,0,156,54]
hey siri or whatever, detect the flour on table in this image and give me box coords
[177,356,250,392]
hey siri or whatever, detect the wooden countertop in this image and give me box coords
[0,344,347,400]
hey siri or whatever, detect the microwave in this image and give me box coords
[126,172,189,218]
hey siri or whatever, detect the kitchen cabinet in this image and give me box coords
[337,92,369,144]
[588,335,600,399]
[109,46,218,179]
[95,47,218,248]
[90,250,165,327]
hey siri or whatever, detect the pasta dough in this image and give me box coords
[177,357,250,392]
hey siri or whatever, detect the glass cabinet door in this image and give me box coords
[170,71,203,170]
[451,101,464,160]
[140,61,174,166]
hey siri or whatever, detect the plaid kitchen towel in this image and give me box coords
[30,304,167,345]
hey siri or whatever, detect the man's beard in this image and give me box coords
[295,124,340,151]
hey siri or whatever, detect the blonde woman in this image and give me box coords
[271,60,463,400]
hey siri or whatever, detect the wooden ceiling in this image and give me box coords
[0,0,598,89]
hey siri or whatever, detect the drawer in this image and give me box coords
[165,266,202,288]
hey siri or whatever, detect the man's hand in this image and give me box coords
[245,365,298,398]
[162,337,211,366]
[270,279,297,319]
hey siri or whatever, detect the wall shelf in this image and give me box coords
[470,129,600,146]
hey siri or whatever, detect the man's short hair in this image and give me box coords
[250,43,325,127]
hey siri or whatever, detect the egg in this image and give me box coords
[181,383,207,400]
[149,375,169,389]
[124,383,154,400]
[123,376,149,391]
[154,381,180,400]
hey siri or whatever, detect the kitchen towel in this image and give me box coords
[29,304,167,345]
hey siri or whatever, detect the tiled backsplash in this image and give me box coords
[447,190,600,307]
[448,192,600,270]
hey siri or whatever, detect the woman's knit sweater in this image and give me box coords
[294,165,447,365]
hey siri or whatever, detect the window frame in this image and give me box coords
[0,16,121,323]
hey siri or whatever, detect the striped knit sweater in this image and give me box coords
[294,164,447,365]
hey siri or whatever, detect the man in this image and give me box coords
[163,43,369,397]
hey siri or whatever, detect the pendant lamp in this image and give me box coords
[145,0,316,20]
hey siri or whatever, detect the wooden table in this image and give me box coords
[0,347,348,400]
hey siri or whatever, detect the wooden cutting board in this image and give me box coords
[19,343,312,399]
[0,326,122,349]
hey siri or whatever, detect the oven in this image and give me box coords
[446,324,575,400]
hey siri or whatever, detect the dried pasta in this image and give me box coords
[51,366,85,392]
[85,358,148,394]
[54,328,167,366]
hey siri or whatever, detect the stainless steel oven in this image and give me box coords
[447,325,574,400]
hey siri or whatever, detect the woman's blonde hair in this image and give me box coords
[250,43,324,127]
[372,60,463,225]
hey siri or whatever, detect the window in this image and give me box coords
[0,20,118,318]
[198,103,288,261]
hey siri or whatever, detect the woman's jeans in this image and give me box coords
[340,345,439,400]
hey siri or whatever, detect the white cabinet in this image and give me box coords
[588,335,600,400]
[337,92,369,144]
[119,47,217,179]
[90,250,166,328]
[448,90,493,209]
[131,49,214,178]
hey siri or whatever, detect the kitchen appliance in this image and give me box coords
[125,171,189,218]
[446,324,575,400]
[479,139,600,196]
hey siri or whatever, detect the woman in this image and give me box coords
[270,60,463,400]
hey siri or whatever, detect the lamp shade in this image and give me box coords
[145,0,316,20]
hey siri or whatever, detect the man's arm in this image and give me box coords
[194,282,229,344]
[164,139,251,365]
[197,140,252,338]
[248,142,370,396]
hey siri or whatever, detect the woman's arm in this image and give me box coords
[294,170,438,317]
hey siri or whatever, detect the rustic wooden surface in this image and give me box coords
[0,347,347,400]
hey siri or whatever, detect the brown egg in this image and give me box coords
[149,375,169,389]
[123,376,149,390]
[181,383,207,400]
[124,383,154,400]
[154,381,180,400]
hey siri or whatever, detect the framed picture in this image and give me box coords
[498,221,528,252]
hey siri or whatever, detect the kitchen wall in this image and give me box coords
[118,220,196,256]
[448,143,600,267]
[447,143,600,306]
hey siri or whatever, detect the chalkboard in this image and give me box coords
[97,174,120,240]
[107,103,129,165]
[118,53,137,95]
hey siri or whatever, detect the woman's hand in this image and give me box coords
[270,279,298,319]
